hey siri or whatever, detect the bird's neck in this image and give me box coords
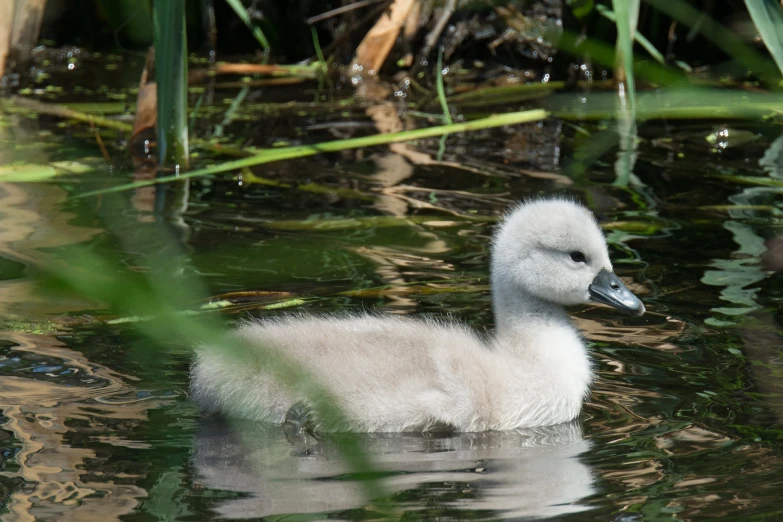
[489,276,590,377]
[492,283,572,338]
[489,278,594,428]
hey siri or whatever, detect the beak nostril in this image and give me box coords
[589,268,644,315]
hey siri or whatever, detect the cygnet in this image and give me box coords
[191,198,645,432]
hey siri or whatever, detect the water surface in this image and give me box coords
[1,55,783,520]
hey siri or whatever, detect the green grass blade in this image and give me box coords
[644,0,781,84]
[0,161,94,182]
[611,0,638,109]
[76,109,549,197]
[548,88,783,120]
[4,96,134,132]
[447,80,568,107]
[224,0,271,55]
[610,0,640,188]
[153,0,190,169]
[597,4,664,64]
[212,86,248,138]
[553,28,685,86]
[311,26,327,99]
[745,0,783,76]
[312,26,326,68]
[436,47,453,125]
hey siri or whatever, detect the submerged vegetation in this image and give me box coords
[1,0,783,519]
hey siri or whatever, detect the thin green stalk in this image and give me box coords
[448,81,568,106]
[4,97,134,132]
[611,0,639,188]
[436,48,453,125]
[312,26,327,101]
[153,0,190,170]
[312,26,326,69]
[597,4,663,65]
[224,0,271,57]
[644,0,781,84]
[436,47,452,161]
[611,0,637,110]
[189,94,203,135]
[547,89,783,120]
[212,86,248,138]
[553,28,684,86]
[77,109,549,197]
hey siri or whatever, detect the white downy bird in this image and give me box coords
[191,198,645,432]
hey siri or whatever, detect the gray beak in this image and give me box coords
[588,269,645,316]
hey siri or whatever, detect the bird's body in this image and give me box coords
[191,198,645,432]
[191,314,589,432]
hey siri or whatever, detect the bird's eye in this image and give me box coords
[570,251,587,263]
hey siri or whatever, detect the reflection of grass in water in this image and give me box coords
[702,210,769,326]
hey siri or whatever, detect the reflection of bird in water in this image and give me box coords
[191,199,645,432]
[193,418,596,519]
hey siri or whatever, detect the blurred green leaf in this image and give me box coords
[745,0,783,76]
[41,239,390,505]
[645,0,781,85]
[567,0,595,19]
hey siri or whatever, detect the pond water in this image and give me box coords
[1,53,783,521]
